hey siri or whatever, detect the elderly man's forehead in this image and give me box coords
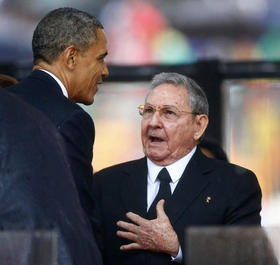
[146,83,189,103]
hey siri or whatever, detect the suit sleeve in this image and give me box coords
[225,168,262,225]
[58,109,95,219]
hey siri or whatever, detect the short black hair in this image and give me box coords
[32,7,104,64]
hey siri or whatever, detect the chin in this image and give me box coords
[147,152,166,162]
[85,99,94,105]
[85,92,95,105]
[149,158,169,166]
[79,96,94,105]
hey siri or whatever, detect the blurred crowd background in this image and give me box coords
[1,0,280,227]
[1,0,280,65]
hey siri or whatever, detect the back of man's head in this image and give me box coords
[32,7,103,65]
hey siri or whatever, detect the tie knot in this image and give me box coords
[157,168,172,183]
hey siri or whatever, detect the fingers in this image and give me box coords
[116,208,177,254]
[126,211,148,225]
[120,242,141,251]
[156,199,166,219]
[117,220,138,233]
[117,230,137,242]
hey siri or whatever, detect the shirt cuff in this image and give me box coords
[171,245,182,263]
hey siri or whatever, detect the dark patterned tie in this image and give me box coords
[147,168,172,219]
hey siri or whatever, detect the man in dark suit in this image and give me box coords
[0,90,102,265]
[92,72,262,265]
[5,7,109,222]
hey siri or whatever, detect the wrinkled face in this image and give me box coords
[71,28,109,105]
[141,84,206,166]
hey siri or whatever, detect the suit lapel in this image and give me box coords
[165,148,214,225]
[120,158,148,218]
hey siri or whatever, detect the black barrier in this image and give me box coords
[0,230,56,265]
[185,226,279,265]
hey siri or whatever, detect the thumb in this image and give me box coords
[156,199,166,219]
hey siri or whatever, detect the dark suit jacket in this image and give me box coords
[92,148,262,265]
[5,70,95,221]
[0,90,102,265]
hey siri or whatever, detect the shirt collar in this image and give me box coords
[39,69,68,98]
[147,146,197,184]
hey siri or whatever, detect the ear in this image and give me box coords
[193,114,209,141]
[62,45,79,70]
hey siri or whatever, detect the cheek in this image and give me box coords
[166,124,191,147]
[178,129,195,149]
[87,62,98,77]
[165,123,178,139]
[141,120,148,140]
[90,67,99,80]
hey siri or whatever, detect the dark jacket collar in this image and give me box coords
[27,70,65,97]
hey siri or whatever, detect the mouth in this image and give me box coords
[147,129,167,144]
[150,136,163,142]
[149,135,166,144]
[97,79,103,85]
[94,81,103,92]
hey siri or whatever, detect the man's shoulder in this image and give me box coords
[196,148,254,175]
[7,73,91,126]
[201,155,258,186]
[193,149,256,181]
[94,157,146,178]
[212,158,255,176]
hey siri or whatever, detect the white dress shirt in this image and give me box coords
[147,146,197,210]
[146,146,197,263]
[39,69,68,98]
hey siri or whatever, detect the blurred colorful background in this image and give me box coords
[1,0,280,64]
[223,78,280,226]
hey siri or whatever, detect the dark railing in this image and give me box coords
[1,60,280,144]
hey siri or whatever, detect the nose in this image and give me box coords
[102,62,109,78]
[148,110,162,128]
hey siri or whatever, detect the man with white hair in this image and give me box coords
[92,72,261,265]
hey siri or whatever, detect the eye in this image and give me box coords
[143,107,154,114]
[162,108,177,119]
